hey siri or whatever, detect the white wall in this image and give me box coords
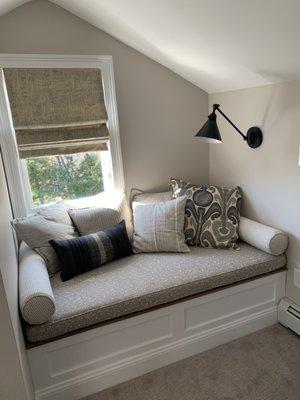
[0,152,33,400]
[209,80,300,305]
[0,0,209,193]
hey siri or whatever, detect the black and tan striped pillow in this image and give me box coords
[49,220,133,281]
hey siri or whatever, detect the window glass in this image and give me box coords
[26,151,109,207]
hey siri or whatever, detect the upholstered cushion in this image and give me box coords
[133,196,189,253]
[37,200,73,226]
[50,221,133,281]
[69,192,133,238]
[25,242,286,342]
[170,178,242,249]
[19,242,55,324]
[132,190,172,210]
[13,209,77,276]
[239,217,288,256]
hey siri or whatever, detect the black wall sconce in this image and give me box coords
[196,104,263,148]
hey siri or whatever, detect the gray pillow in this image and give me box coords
[69,193,133,238]
[132,190,172,211]
[170,178,242,249]
[133,196,189,253]
[13,201,77,276]
[37,200,73,226]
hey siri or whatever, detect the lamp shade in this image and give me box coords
[195,113,222,143]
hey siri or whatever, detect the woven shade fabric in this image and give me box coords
[3,68,109,158]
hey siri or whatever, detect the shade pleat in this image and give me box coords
[4,68,109,158]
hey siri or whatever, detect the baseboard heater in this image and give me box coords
[278,298,300,335]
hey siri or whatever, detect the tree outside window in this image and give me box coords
[26,152,104,206]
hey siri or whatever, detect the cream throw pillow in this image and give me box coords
[133,196,189,253]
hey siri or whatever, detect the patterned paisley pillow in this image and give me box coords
[170,178,242,249]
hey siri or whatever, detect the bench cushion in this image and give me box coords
[25,243,286,343]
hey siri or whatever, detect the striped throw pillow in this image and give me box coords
[49,220,133,281]
[133,196,189,253]
[68,193,133,239]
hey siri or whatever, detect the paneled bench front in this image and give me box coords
[21,243,286,400]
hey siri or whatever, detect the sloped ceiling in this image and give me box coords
[1,0,300,93]
[0,0,28,15]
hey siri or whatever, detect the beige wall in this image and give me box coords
[210,81,300,305]
[0,2,207,397]
[0,1,298,304]
[0,152,33,400]
[0,0,209,193]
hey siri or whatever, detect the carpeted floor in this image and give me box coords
[82,324,300,400]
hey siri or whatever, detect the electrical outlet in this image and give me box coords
[294,268,300,288]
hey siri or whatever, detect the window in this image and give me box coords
[0,55,124,217]
[25,151,113,207]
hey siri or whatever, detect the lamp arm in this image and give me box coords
[213,104,247,140]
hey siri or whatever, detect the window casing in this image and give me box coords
[0,55,124,217]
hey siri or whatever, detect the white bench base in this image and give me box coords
[27,270,286,400]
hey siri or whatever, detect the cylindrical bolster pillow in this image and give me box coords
[19,242,55,325]
[239,217,288,256]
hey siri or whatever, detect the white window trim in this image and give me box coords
[0,54,125,217]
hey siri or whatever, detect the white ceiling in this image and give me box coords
[1,0,300,93]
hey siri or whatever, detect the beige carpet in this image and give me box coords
[82,325,300,400]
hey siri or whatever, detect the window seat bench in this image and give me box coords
[22,239,287,400]
[22,242,286,345]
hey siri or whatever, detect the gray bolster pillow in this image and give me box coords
[239,217,288,256]
[19,242,55,325]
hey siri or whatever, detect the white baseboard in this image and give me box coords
[28,271,286,400]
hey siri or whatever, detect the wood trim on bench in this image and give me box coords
[25,267,287,349]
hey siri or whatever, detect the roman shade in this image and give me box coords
[3,68,109,158]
